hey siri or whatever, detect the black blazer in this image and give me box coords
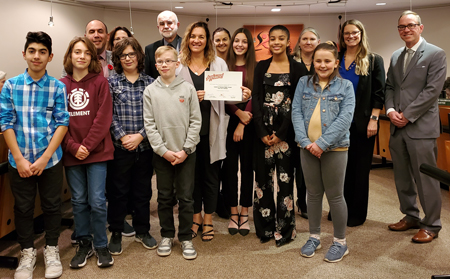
[252,56,307,141]
[339,51,385,134]
[144,35,181,79]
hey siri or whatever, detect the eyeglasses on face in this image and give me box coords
[119,52,136,60]
[156,59,177,66]
[343,31,360,37]
[397,23,420,31]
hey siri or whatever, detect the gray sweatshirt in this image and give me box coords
[143,75,201,157]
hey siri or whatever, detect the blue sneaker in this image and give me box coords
[300,237,321,258]
[324,242,349,263]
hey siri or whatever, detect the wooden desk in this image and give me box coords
[375,104,450,174]
[0,134,71,238]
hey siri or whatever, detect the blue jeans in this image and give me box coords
[66,162,108,248]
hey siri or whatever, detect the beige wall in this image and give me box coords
[1,0,449,79]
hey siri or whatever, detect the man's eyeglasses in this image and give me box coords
[397,24,420,31]
[156,60,177,66]
[119,52,136,60]
[343,31,360,37]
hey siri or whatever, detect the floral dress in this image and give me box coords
[253,73,296,246]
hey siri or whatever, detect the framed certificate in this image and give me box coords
[204,71,243,101]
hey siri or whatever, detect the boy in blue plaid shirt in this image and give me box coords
[0,31,69,279]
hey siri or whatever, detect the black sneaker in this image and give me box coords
[108,232,122,255]
[135,233,158,250]
[95,247,114,268]
[70,239,93,269]
[71,230,79,245]
[122,220,135,237]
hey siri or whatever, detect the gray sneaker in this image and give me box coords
[300,237,322,258]
[324,242,349,263]
[15,248,36,279]
[181,240,197,260]
[70,239,93,269]
[108,232,122,255]
[135,233,158,250]
[122,220,135,237]
[157,237,173,257]
[95,247,114,268]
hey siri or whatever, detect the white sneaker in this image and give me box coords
[15,248,36,279]
[43,246,62,278]
[181,240,197,260]
[157,237,173,257]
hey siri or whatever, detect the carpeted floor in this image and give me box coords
[1,166,449,279]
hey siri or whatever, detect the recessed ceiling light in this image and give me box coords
[271,8,281,12]
[376,2,386,5]
[175,6,183,9]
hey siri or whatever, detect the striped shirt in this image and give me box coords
[0,70,70,169]
[108,72,154,152]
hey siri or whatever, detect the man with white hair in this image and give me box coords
[144,11,181,79]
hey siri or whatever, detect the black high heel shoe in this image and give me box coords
[238,214,250,236]
[228,214,239,235]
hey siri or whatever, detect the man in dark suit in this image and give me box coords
[385,10,447,243]
[144,11,181,79]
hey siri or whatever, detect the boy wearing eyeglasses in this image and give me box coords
[107,37,157,255]
[143,46,201,260]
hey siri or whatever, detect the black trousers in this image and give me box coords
[153,152,196,241]
[107,148,153,234]
[222,118,254,208]
[194,135,221,214]
[343,123,376,227]
[292,145,307,213]
[9,161,63,249]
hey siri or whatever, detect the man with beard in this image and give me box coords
[144,11,181,79]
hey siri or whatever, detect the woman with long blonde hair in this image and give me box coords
[338,19,385,227]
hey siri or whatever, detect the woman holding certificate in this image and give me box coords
[176,21,250,242]
[252,25,306,247]
[221,28,256,236]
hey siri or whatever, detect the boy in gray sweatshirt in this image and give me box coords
[143,46,201,260]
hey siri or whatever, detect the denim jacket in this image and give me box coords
[292,75,355,152]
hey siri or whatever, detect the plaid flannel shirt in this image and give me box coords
[0,70,70,169]
[108,72,154,152]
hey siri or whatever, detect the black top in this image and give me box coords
[190,67,211,136]
[338,51,386,134]
[144,35,182,79]
[252,56,307,141]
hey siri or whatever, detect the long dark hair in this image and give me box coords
[108,26,133,51]
[226,28,256,90]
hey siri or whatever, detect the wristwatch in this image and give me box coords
[183,147,192,155]
[370,115,379,121]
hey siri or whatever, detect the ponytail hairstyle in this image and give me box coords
[309,42,340,91]
[269,25,291,55]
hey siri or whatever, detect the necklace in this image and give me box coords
[301,56,312,67]
[344,54,356,71]
[190,62,206,76]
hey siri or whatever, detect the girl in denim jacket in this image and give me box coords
[292,43,355,263]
